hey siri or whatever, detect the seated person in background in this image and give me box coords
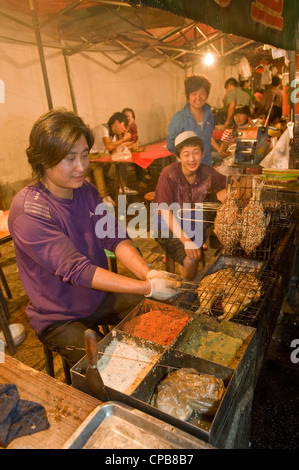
[8,108,181,366]
[222,79,252,129]
[219,105,251,158]
[90,112,138,203]
[154,131,227,281]
[122,107,148,188]
[89,123,115,206]
[239,78,256,115]
[213,77,238,125]
[122,107,139,148]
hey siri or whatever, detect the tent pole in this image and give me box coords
[61,44,78,114]
[289,50,296,124]
[29,0,53,110]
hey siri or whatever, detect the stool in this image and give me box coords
[165,249,176,273]
[104,244,143,274]
[43,344,72,385]
[164,247,206,274]
[104,249,118,273]
[0,253,15,354]
[0,253,12,300]
[42,323,111,385]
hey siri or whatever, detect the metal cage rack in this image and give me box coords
[172,261,277,328]
[213,174,296,262]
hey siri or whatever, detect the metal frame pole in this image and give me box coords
[29,0,53,110]
[61,42,78,114]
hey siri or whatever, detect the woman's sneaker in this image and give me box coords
[119,187,138,195]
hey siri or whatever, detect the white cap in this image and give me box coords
[174,130,198,147]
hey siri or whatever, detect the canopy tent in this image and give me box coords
[137,0,299,52]
[0,1,297,113]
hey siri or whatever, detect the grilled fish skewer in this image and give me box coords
[214,186,242,254]
[240,178,271,255]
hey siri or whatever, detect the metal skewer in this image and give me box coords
[66,345,181,370]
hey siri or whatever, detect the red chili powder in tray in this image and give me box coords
[121,309,191,346]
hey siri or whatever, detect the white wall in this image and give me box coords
[0,42,188,205]
[0,41,240,206]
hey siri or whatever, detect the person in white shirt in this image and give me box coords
[90,112,138,206]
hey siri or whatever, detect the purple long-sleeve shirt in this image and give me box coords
[8,180,129,334]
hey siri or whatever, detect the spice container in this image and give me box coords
[71,330,165,397]
[116,299,193,346]
[171,314,256,369]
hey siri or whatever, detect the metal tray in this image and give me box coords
[130,348,233,444]
[71,329,166,396]
[115,298,194,347]
[71,342,234,444]
[171,314,256,370]
[62,401,215,449]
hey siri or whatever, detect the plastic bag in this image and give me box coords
[111,144,132,161]
[151,368,226,420]
[0,211,8,232]
[260,122,293,169]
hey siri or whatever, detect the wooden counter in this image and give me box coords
[0,356,100,449]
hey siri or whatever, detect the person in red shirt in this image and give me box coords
[219,105,251,158]
[122,107,151,187]
[154,131,227,281]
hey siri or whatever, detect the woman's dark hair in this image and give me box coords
[184,74,212,100]
[174,136,204,158]
[107,112,128,137]
[26,108,94,184]
[272,76,282,87]
[122,107,135,119]
[228,105,251,136]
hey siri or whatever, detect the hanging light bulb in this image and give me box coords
[204,51,214,65]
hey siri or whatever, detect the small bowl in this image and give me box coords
[0,323,25,347]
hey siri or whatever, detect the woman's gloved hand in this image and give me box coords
[145,270,182,300]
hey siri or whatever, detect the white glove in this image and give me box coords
[145,270,182,300]
[146,270,182,281]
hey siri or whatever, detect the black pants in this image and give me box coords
[37,292,144,367]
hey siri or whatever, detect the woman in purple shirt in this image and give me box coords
[8,108,181,366]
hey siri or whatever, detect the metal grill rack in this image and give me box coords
[172,256,277,328]
[213,174,296,262]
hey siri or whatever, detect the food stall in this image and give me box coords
[62,1,299,450]
[0,0,298,451]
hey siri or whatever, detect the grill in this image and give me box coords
[70,175,297,448]
[171,255,277,327]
